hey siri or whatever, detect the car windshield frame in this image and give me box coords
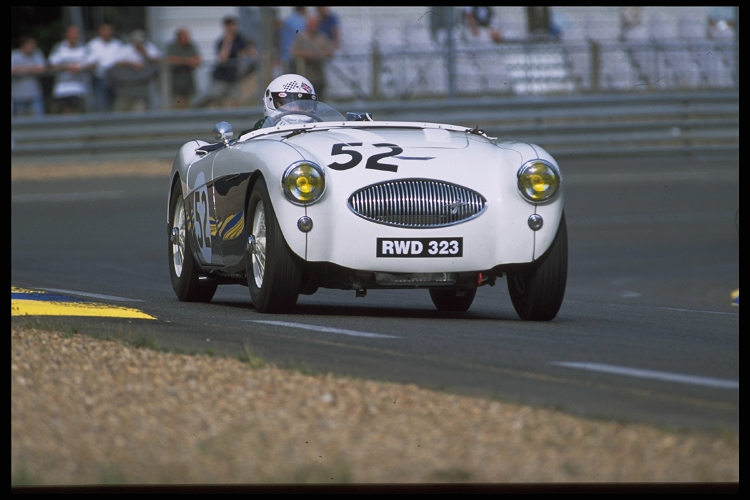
[262,100,346,128]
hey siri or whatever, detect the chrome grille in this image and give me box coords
[348,179,486,228]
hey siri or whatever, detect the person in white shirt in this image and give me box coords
[86,23,123,112]
[48,25,93,114]
[109,29,161,112]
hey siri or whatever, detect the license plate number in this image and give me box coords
[376,238,463,257]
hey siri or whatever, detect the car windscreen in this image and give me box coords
[263,101,346,128]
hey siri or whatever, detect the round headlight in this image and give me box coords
[282,161,325,205]
[517,160,560,202]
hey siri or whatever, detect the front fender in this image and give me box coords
[212,141,310,261]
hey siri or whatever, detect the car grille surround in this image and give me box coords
[347,178,487,228]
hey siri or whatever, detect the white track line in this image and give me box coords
[247,320,400,339]
[553,361,738,389]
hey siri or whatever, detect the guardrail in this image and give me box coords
[11,90,738,165]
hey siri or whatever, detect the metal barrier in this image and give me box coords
[11,90,738,164]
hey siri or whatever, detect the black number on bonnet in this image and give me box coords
[327,143,403,172]
[327,142,363,170]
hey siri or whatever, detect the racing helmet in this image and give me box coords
[263,74,317,117]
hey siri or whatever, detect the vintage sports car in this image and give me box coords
[167,100,567,320]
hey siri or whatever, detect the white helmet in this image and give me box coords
[263,74,317,117]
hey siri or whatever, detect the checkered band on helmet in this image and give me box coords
[263,74,317,117]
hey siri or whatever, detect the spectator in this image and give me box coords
[619,7,646,41]
[279,6,307,73]
[195,16,259,108]
[462,6,502,43]
[166,28,201,109]
[86,22,123,112]
[291,14,334,101]
[316,7,341,52]
[108,29,161,112]
[48,25,93,114]
[707,7,736,40]
[11,35,47,117]
[526,6,557,40]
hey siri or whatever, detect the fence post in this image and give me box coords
[159,58,171,110]
[446,7,456,99]
[589,39,600,92]
[371,43,381,100]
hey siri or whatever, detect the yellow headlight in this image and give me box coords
[282,162,325,204]
[517,160,560,202]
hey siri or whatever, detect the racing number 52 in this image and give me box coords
[193,189,211,249]
[328,143,403,172]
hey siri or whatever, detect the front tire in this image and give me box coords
[245,178,301,312]
[429,287,477,312]
[507,214,568,321]
[168,181,217,302]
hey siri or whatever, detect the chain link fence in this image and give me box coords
[321,6,738,101]
[173,6,738,105]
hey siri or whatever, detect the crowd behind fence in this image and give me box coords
[11,6,739,116]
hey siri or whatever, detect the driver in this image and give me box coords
[251,73,317,130]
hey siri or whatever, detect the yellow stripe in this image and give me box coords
[11,299,155,319]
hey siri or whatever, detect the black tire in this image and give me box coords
[245,178,301,312]
[429,287,477,312]
[507,213,568,321]
[168,181,217,302]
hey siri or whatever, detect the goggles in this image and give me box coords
[272,92,317,109]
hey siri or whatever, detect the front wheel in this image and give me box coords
[168,181,217,302]
[507,214,568,321]
[429,287,477,312]
[245,178,302,312]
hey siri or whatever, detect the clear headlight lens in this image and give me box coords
[282,161,325,205]
[517,160,560,202]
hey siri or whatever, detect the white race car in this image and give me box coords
[168,100,567,320]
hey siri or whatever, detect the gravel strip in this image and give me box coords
[11,326,739,486]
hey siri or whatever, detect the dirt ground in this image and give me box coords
[10,326,739,487]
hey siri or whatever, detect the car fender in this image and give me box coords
[212,139,309,260]
[496,141,564,260]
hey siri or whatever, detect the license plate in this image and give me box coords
[376,238,463,257]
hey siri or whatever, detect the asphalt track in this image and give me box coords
[11,152,739,433]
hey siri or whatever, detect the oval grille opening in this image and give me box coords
[348,179,486,228]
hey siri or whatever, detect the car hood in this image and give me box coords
[235,123,554,194]
[267,125,544,194]
[297,126,471,150]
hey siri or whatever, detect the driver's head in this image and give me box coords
[263,74,317,117]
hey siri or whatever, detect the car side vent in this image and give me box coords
[348,178,486,228]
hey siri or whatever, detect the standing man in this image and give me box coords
[279,6,307,74]
[462,6,503,43]
[86,23,123,112]
[48,25,93,114]
[316,7,341,53]
[291,14,334,101]
[196,16,258,107]
[109,29,161,112]
[11,35,47,117]
[166,28,201,109]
